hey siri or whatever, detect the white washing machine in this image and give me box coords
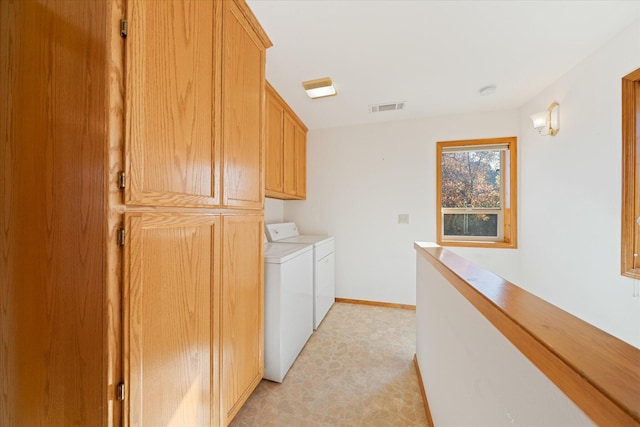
[265,223,335,330]
[263,241,314,383]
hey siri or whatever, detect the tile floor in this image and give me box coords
[230,302,428,426]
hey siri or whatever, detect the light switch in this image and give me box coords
[398,214,409,224]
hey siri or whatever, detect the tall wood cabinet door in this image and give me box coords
[1,2,108,425]
[125,1,219,207]
[283,114,297,195]
[295,126,307,199]
[265,88,284,193]
[220,215,264,425]
[221,0,266,209]
[124,213,220,427]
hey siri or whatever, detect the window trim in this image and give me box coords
[436,136,518,249]
[621,68,640,279]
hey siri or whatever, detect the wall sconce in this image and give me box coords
[302,77,337,99]
[530,102,559,136]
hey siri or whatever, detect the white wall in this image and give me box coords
[265,197,285,224]
[415,251,593,427]
[518,20,640,347]
[283,110,521,306]
[279,17,640,349]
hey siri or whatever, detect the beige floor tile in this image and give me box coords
[230,302,427,427]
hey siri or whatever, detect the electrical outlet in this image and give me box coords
[398,214,409,224]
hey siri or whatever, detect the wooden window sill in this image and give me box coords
[438,240,517,249]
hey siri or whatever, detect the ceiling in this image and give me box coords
[246,0,640,130]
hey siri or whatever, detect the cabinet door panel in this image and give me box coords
[125,1,219,207]
[295,125,307,199]
[221,215,264,425]
[222,1,265,209]
[265,89,284,193]
[283,114,297,196]
[124,213,220,427]
[0,2,107,424]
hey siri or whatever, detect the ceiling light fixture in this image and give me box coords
[302,77,336,99]
[530,102,560,136]
[479,85,497,96]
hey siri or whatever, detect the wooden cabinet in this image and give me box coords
[123,1,270,426]
[220,215,264,425]
[124,213,220,427]
[265,92,285,194]
[221,0,266,209]
[125,0,219,207]
[1,2,109,425]
[125,0,267,210]
[283,114,298,195]
[1,1,270,426]
[265,82,308,200]
[123,213,263,427]
[295,125,307,199]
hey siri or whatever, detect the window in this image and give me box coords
[621,68,640,278]
[436,137,517,248]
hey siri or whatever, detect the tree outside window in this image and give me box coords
[436,137,517,248]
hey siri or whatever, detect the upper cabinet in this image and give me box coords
[265,82,308,200]
[125,0,219,207]
[125,0,271,209]
[295,123,307,199]
[221,0,269,209]
[265,92,285,194]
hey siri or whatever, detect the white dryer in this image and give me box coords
[265,223,335,329]
[263,242,313,383]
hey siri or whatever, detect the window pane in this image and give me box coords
[443,213,499,237]
[441,150,502,209]
[436,136,517,248]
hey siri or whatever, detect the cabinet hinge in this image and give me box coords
[117,227,125,247]
[118,171,126,190]
[116,382,125,401]
[120,19,128,38]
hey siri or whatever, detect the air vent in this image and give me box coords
[369,101,406,113]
